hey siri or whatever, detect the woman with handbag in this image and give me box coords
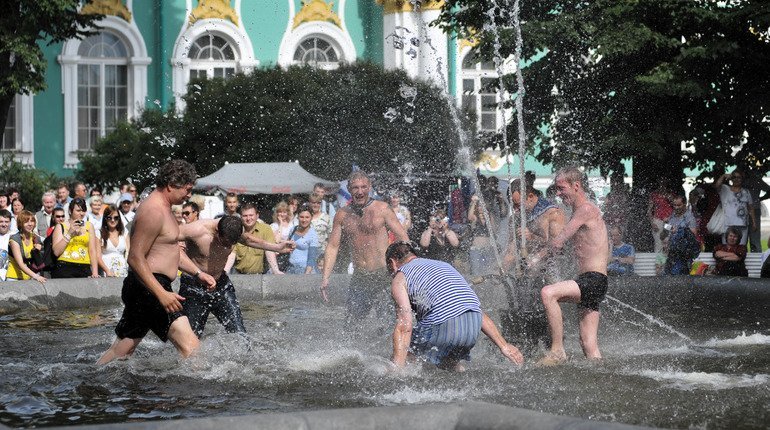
[7,210,46,284]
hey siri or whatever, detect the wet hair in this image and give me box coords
[348,170,370,184]
[385,241,418,268]
[16,210,35,231]
[156,159,197,188]
[556,166,588,190]
[217,215,243,245]
[0,209,11,221]
[101,205,125,248]
[69,197,87,214]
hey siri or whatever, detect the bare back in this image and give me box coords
[180,220,232,276]
[131,191,181,280]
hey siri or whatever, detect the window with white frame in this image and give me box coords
[461,53,502,133]
[293,37,340,69]
[76,31,129,151]
[2,98,15,150]
[188,34,238,80]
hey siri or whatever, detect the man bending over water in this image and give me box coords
[177,216,294,337]
[386,242,524,370]
[320,171,408,319]
[98,160,199,365]
[529,167,609,365]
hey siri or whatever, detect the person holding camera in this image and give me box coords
[51,198,100,278]
[419,209,459,264]
[6,210,46,284]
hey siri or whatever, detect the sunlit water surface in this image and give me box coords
[0,298,768,429]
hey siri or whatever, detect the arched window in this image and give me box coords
[76,31,129,151]
[188,34,238,80]
[59,15,151,168]
[293,37,340,69]
[461,53,502,133]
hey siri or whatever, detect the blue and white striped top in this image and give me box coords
[398,258,481,326]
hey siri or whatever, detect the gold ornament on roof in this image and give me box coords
[293,0,342,29]
[189,0,239,26]
[459,28,479,50]
[80,0,132,22]
[375,0,444,14]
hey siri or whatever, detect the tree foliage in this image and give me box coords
[78,63,472,192]
[437,0,770,190]
[0,154,65,207]
[0,0,101,136]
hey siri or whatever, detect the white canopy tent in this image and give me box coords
[195,162,338,195]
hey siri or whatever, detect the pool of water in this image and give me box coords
[0,297,768,429]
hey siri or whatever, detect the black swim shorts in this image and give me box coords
[575,271,608,311]
[179,272,245,337]
[115,271,184,342]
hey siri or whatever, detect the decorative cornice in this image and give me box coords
[80,0,132,22]
[293,0,341,29]
[189,0,239,26]
[375,0,444,14]
[458,28,479,50]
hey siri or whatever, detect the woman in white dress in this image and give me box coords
[98,204,130,277]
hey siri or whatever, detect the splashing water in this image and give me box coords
[606,295,692,342]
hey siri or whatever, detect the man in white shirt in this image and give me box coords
[714,170,756,245]
[314,183,336,220]
[35,191,57,239]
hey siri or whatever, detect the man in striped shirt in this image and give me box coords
[386,242,524,370]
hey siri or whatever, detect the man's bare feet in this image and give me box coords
[535,351,567,367]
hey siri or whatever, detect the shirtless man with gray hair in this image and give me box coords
[320,171,409,319]
[529,167,609,365]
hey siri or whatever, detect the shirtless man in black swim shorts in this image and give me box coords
[528,167,609,365]
[98,160,201,365]
[177,216,294,337]
[319,171,409,319]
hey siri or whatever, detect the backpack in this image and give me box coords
[41,224,61,271]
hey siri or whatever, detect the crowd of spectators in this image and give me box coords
[1,170,769,285]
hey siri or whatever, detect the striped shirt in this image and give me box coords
[398,258,481,326]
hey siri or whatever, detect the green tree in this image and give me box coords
[0,154,64,207]
[78,63,472,191]
[0,0,101,138]
[437,0,770,190]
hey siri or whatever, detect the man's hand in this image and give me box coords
[197,272,217,291]
[159,291,185,313]
[276,240,296,254]
[320,278,329,302]
[500,343,524,365]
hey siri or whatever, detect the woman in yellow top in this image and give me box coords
[51,198,101,278]
[7,210,46,284]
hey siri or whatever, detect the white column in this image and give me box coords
[382,8,448,90]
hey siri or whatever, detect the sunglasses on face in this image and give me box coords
[182,211,193,216]
[107,216,120,221]
[54,215,65,219]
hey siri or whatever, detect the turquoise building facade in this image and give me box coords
[3,0,514,177]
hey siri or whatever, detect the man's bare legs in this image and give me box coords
[167,317,200,357]
[539,280,581,365]
[578,308,601,360]
[97,337,142,365]
[96,317,199,365]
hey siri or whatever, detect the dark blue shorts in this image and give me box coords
[179,272,245,338]
[410,311,482,366]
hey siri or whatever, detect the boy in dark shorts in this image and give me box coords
[528,167,610,365]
